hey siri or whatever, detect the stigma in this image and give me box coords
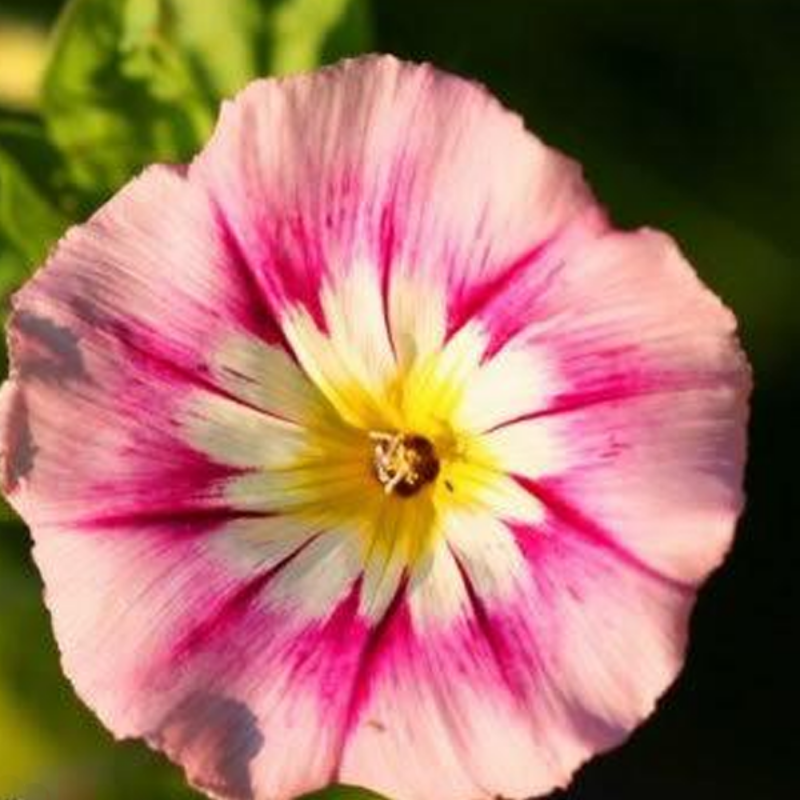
[370,431,440,497]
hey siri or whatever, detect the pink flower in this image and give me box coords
[0,56,749,800]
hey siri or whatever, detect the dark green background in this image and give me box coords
[0,1,797,798]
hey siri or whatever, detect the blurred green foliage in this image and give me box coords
[0,1,797,799]
[44,0,371,205]
[0,122,69,319]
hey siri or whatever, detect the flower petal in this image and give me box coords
[15,164,285,381]
[180,390,307,470]
[473,229,748,419]
[340,514,693,800]
[339,538,572,799]
[451,339,557,433]
[209,332,326,425]
[30,515,366,800]
[0,164,316,526]
[510,385,746,585]
[1,312,234,527]
[480,231,749,583]
[484,378,747,584]
[194,55,601,364]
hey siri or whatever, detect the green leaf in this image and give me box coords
[0,497,18,522]
[42,0,211,201]
[0,119,71,203]
[268,0,373,76]
[42,0,373,202]
[301,785,388,800]
[0,124,69,321]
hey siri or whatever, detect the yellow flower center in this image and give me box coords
[283,388,498,568]
[239,309,518,571]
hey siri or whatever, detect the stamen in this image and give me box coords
[370,431,440,497]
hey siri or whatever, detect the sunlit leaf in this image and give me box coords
[42,0,372,202]
[0,124,69,322]
[302,785,389,800]
[42,0,209,200]
[268,0,372,76]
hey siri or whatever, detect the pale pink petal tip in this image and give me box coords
[0,54,749,800]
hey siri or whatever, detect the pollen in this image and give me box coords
[370,431,440,497]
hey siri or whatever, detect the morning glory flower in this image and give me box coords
[0,55,749,800]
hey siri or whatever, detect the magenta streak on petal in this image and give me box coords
[378,139,415,361]
[448,546,531,707]
[107,319,274,413]
[448,543,619,749]
[296,580,365,712]
[461,525,638,749]
[225,197,328,334]
[212,203,285,345]
[212,202,328,342]
[445,235,559,345]
[332,577,409,779]
[282,202,328,315]
[103,315,310,429]
[513,476,693,593]
[75,507,273,535]
[165,534,323,672]
[75,410,247,524]
[450,209,610,358]
[378,200,399,358]
[151,545,370,785]
[487,368,726,433]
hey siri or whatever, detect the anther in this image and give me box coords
[370,431,440,497]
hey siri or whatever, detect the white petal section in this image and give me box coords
[442,463,546,526]
[179,391,306,469]
[453,342,556,432]
[407,541,468,628]
[281,306,387,430]
[389,272,448,370]
[206,515,318,574]
[445,511,526,603]
[224,459,368,517]
[360,546,406,622]
[482,417,567,478]
[211,332,325,424]
[400,323,486,430]
[319,261,397,394]
[264,530,363,617]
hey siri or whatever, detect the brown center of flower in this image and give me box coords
[370,431,440,497]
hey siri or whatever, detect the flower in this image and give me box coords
[0,55,749,800]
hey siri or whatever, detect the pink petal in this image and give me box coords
[0,164,322,526]
[482,229,748,414]
[1,313,234,527]
[484,231,749,583]
[341,522,692,800]
[30,518,366,800]
[193,55,604,356]
[341,544,568,800]
[0,161,366,797]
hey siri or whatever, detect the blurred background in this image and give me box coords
[0,1,797,798]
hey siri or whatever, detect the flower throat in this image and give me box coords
[370,431,440,497]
